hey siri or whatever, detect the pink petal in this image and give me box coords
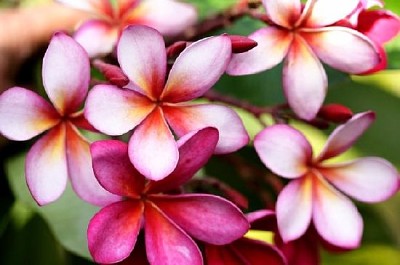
[0,87,59,141]
[129,107,178,181]
[317,111,375,161]
[125,0,197,36]
[74,20,119,58]
[65,124,122,206]
[312,173,363,248]
[117,25,166,100]
[227,27,293,75]
[318,157,399,202]
[146,127,219,194]
[305,0,360,27]
[150,194,249,245]
[42,32,90,115]
[301,27,380,74]
[163,104,249,154]
[283,35,327,120]
[144,201,203,265]
[88,200,144,264]
[26,123,68,205]
[161,36,231,103]
[90,139,146,198]
[85,84,154,136]
[276,176,313,242]
[254,124,312,179]
[262,0,301,28]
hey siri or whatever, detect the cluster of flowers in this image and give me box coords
[0,0,399,264]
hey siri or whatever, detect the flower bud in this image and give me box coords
[93,60,129,87]
[228,35,258,53]
[318,103,353,123]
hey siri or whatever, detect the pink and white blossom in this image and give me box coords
[85,25,249,181]
[254,111,399,248]
[227,0,381,120]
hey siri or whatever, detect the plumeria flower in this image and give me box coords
[227,0,381,120]
[57,0,197,57]
[0,33,117,206]
[254,111,399,248]
[88,128,249,264]
[85,25,249,181]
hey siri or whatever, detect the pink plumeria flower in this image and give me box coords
[85,25,249,181]
[227,0,381,120]
[88,128,249,264]
[254,111,399,248]
[0,33,118,206]
[57,0,197,57]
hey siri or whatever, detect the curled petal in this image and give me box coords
[301,27,380,74]
[227,27,293,75]
[88,200,144,264]
[118,25,166,99]
[317,111,375,161]
[262,0,301,28]
[66,124,121,206]
[164,104,249,154]
[319,157,399,202]
[305,0,360,27]
[276,176,313,242]
[0,87,59,141]
[151,194,249,245]
[162,36,231,102]
[312,174,363,249]
[129,107,179,181]
[144,202,203,265]
[147,127,219,194]
[254,125,312,179]
[26,124,68,205]
[90,139,145,198]
[43,32,90,115]
[85,84,154,135]
[74,20,119,58]
[283,35,327,120]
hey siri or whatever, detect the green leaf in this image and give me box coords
[186,0,237,18]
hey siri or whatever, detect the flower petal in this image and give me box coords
[118,25,166,100]
[227,27,293,75]
[0,87,59,141]
[144,201,203,265]
[254,124,312,179]
[162,36,231,102]
[85,84,154,135]
[283,35,327,120]
[146,127,219,194]
[163,104,249,154]
[90,139,145,197]
[317,111,375,161]
[57,0,113,15]
[150,194,249,245]
[318,157,399,202]
[205,244,246,265]
[276,176,313,242]
[301,27,380,74]
[117,0,141,17]
[74,20,119,58]
[43,32,90,115]
[305,0,360,27]
[26,123,68,205]
[262,0,301,28]
[66,124,122,206]
[312,173,363,249]
[88,200,144,264]
[129,107,178,181]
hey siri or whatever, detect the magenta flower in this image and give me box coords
[88,128,249,264]
[0,33,117,205]
[57,0,197,57]
[227,0,381,120]
[254,111,399,248]
[85,25,249,181]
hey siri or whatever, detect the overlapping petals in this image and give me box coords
[254,111,399,248]
[88,128,249,264]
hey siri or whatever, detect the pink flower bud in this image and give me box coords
[318,104,353,123]
[93,60,129,87]
[228,35,258,53]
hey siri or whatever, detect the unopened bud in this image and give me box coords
[93,60,129,87]
[228,35,258,53]
[318,104,353,123]
[166,41,188,59]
